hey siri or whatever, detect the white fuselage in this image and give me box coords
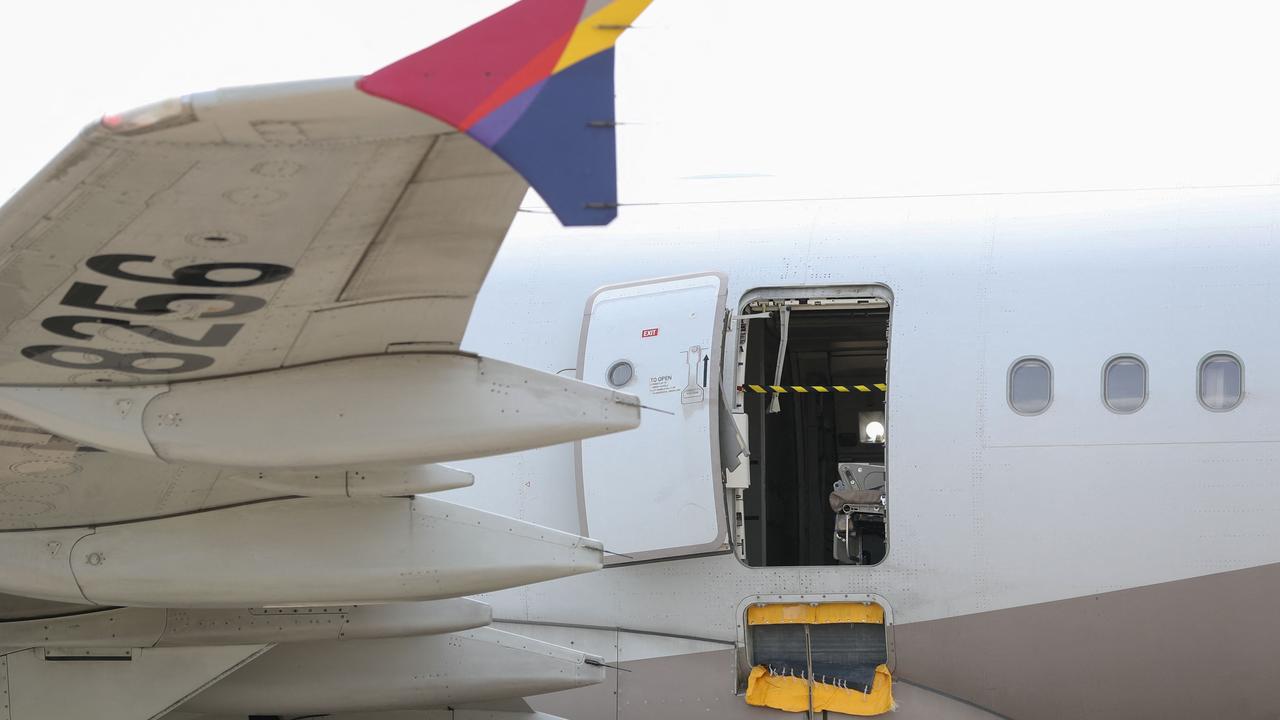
[439,185,1280,717]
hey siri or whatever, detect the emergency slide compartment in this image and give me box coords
[737,595,894,717]
[576,273,730,562]
[735,290,890,567]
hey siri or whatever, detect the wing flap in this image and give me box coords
[283,297,473,365]
[339,133,527,302]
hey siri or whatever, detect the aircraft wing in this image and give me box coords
[0,0,650,531]
[0,3,654,715]
[0,76,523,532]
[0,0,650,620]
[0,0,647,389]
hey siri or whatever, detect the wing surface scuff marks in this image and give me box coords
[0,150,184,339]
[0,431,267,531]
[0,101,505,385]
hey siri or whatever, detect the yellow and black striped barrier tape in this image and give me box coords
[741,383,887,394]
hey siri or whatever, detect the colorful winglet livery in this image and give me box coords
[358,0,653,227]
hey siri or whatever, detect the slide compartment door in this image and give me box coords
[576,273,729,562]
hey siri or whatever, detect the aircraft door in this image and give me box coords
[576,273,729,563]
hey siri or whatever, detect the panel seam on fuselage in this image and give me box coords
[893,675,1015,720]
[492,618,735,646]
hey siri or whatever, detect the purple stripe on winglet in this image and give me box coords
[467,79,548,148]
[490,48,618,226]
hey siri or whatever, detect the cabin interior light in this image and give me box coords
[860,412,886,444]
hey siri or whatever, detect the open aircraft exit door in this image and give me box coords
[576,273,729,563]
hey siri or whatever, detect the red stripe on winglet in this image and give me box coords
[358,0,587,129]
[459,29,573,131]
[458,28,573,129]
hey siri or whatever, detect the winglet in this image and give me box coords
[358,0,653,226]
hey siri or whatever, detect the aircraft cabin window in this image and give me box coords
[1008,358,1052,415]
[1103,355,1147,413]
[1199,353,1243,411]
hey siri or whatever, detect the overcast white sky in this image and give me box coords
[3,1,1280,206]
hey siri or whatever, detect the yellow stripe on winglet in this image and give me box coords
[553,0,654,73]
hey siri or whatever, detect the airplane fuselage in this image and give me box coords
[448,185,1280,719]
